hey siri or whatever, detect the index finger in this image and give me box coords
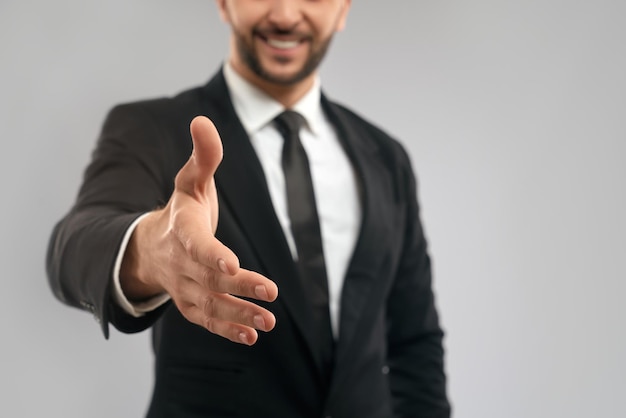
[195,263,279,303]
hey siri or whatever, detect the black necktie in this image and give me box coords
[274,110,335,378]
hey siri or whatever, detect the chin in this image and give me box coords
[262,60,315,84]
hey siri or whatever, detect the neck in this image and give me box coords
[229,58,316,109]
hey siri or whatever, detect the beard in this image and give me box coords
[233,27,334,86]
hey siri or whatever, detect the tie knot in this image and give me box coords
[274,110,305,137]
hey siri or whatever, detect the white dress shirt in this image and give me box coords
[113,64,362,337]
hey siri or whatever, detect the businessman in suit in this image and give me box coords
[47,0,450,416]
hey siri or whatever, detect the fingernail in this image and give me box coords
[254,285,268,300]
[239,332,249,344]
[253,315,266,330]
[218,259,229,274]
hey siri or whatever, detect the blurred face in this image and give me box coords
[217,0,351,87]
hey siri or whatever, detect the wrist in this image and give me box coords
[120,211,165,301]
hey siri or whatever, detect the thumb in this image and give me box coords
[176,116,223,195]
[190,116,223,176]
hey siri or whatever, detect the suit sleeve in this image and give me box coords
[46,103,177,338]
[385,145,451,417]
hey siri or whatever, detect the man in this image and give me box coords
[47,0,450,416]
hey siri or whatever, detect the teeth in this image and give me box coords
[267,38,300,49]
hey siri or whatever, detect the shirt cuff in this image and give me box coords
[112,213,171,317]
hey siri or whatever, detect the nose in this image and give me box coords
[267,0,303,30]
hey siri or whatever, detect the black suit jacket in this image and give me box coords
[47,70,450,417]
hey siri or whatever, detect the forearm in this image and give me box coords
[47,206,150,336]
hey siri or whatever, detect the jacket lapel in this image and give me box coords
[322,97,400,387]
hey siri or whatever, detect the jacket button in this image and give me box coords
[382,365,390,375]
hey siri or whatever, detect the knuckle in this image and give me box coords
[166,244,176,263]
[169,212,198,260]
[201,268,217,289]
[204,316,216,334]
[169,209,184,232]
[203,294,217,318]
[241,308,256,325]
[183,237,196,261]
[166,246,182,274]
[232,279,247,297]
[166,226,179,244]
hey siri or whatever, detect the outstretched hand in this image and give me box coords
[120,116,278,345]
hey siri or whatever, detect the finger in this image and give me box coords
[178,281,277,336]
[199,290,276,332]
[185,305,260,346]
[175,116,223,196]
[177,279,276,332]
[190,116,223,172]
[187,260,278,302]
[212,268,279,303]
[174,278,276,342]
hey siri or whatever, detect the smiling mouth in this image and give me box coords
[255,30,308,51]
[266,38,301,50]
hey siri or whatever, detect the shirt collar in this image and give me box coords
[223,62,324,136]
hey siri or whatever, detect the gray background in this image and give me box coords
[1,0,624,417]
